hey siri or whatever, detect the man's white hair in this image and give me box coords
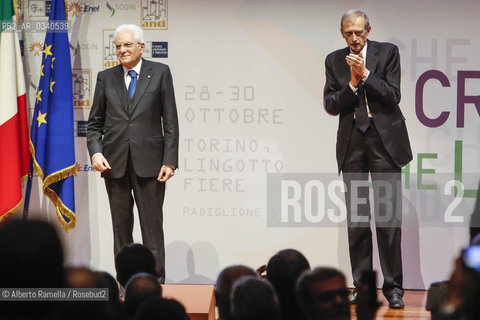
[114,24,145,44]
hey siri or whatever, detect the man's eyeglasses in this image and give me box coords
[115,42,140,50]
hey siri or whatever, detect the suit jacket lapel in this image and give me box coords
[130,59,152,114]
[366,40,378,75]
[112,65,129,112]
[338,47,351,85]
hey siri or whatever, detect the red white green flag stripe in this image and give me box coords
[0,0,30,220]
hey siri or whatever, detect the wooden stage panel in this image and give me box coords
[351,290,431,320]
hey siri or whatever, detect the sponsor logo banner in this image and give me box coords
[27,0,51,18]
[141,0,167,30]
[73,69,91,109]
[102,29,120,69]
[67,1,100,18]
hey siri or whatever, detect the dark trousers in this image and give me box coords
[343,120,403,298]
[104,153,166,279]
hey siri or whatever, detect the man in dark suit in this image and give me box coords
[324,10,412,309]
[87,24,179,282]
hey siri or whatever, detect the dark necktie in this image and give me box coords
[128,70,137,99]
[355,83,370,132]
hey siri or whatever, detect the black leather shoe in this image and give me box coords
[389,293,405,309]
[349,289,357,304]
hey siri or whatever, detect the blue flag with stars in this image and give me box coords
[30,0,76,231]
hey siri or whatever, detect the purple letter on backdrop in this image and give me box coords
[457,71,480,128]
[416,70,450,128]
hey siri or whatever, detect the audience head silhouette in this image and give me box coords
[124,272,162,317]
[296,267,350,320]
[0,219,65,319]
[267,248,310,319]
[134,297,189,320]
[115,243,157,287]
[231,276,281,320]
[216,265,259,320]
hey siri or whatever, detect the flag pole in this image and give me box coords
[23,157,34,219]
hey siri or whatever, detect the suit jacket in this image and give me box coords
[87,59,179,179]
[324,40,412,173]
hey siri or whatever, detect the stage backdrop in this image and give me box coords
[18,0,479,289]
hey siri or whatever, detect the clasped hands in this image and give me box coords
[346,52,369,88]
[92,154,175,182]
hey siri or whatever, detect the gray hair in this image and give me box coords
[341,10,370,30]
[114,24,145,44]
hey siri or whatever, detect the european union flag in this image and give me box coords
[30,0,76,231]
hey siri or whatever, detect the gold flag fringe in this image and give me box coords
[12,0,19,19]
[29,140,77,232]
[0,200,23,224]
[64,0,68,22]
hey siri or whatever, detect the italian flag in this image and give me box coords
[0,1,29,220]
